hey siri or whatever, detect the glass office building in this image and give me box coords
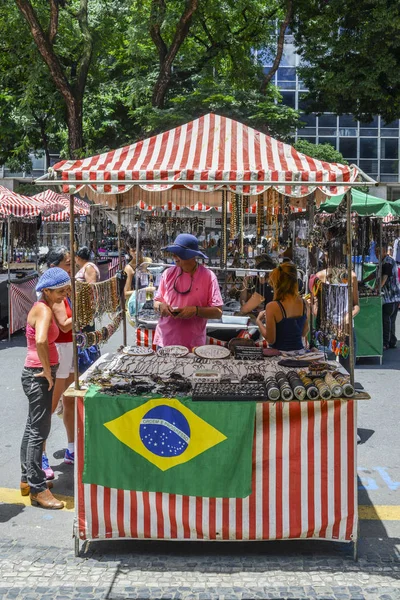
[266,35,400,200]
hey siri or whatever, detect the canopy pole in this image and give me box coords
[7,216,11,342]
[70,194,80,391]
[378,220,383,296]
[117,196,127,346]
[134,221,140,329]
[346,190,355,386]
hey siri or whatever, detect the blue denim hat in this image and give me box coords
[162,233,208,260]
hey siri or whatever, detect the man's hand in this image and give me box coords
[158,302,173,317]
[175,306,197,319]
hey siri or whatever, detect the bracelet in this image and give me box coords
[195,306,199,316]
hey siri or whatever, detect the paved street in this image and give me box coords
[0,326,399,600]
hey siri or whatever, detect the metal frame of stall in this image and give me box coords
[37,165,375,560]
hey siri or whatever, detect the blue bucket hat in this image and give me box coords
[36,267,71,293]
[162,233,208,260]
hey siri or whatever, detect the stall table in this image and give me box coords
[70,351,368,559]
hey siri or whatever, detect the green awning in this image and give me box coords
[319,189,400,217]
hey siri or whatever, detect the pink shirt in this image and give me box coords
[154,264,223,350]
[25,302,60,367]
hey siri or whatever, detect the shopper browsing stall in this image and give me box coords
[153,234,223,350]
[123,239,153,299]
[20,267,71,510]
[240,255,276,314]
[45,248,75,472]
[256,262,308,351]
[364,241,400,350]
[76,246,100,283]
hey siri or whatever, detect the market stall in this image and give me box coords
[320,189,400,362]
[0,186,65,338]
[38,113,372,557]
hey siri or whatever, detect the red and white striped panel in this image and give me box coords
[54,114,359,198]
[136,327,157,350]
[108,257,126,279]
[9,277,38,334]
[75,398,357,542]
[0,187,43,218]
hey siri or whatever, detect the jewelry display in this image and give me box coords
[275,371,294,401]
[265,376,280,400]
[333,373,355,397]
[298,371,319,399]
[324,372,343,397]
[286,371,307,400]
[314,377,332,400]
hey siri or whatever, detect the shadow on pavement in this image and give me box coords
[0,330,27,349]
[0,503,25,523]
[357,428,375,445]
[357,345,400,370]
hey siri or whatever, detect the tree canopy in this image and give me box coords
[0,0,299,168]
[292,0,400,123]
[293,139,347,165]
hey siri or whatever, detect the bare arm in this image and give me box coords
[32,304,54,390]
[84,264,98,284]
[256,303,277,345]
[52,300,72,333]
[352,273,360,318]
[124,264,134,298]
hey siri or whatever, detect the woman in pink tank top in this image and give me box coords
[21,267,71,510]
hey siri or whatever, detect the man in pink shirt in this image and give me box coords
[154,234,223,350]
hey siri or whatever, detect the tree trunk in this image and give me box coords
[150,0,199,109]
[66,98,84,159]
[260,0,293,95]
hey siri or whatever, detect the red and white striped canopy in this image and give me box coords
[36,189,90,221]
[52,114,359,199]
[0,186,42,218]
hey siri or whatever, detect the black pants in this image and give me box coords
[382,302,398,347]
[20,366,58,493]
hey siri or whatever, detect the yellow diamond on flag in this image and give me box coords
[104,398,227,471]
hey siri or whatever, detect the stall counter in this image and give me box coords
[70,351,367,558]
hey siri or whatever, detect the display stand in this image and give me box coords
[69,352,367,559]
[36,114,375,560]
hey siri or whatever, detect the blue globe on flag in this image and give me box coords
[139,405,191,457]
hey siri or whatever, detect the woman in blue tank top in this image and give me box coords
[256,262,308,351]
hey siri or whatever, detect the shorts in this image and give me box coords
[55,342,74,379]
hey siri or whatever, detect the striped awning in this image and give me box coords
[51,113,359,199]
[37,189,90,221]
[0,186,42,218]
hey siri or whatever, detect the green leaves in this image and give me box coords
[292,0,400,122]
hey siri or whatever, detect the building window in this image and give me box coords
[299,113,316,127]
[359,160,379,173]
[318,115,337,128]
[381,139,399,159]
[318,137,337,149]
[318,127,337,136]
[380,159,399,174]
[297,136,316,144]
[360,138,378,159]
[339,115,358,127]
[339,138,357,158]
[280,91,296,108]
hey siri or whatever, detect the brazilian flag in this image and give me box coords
[83,386,256,498]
